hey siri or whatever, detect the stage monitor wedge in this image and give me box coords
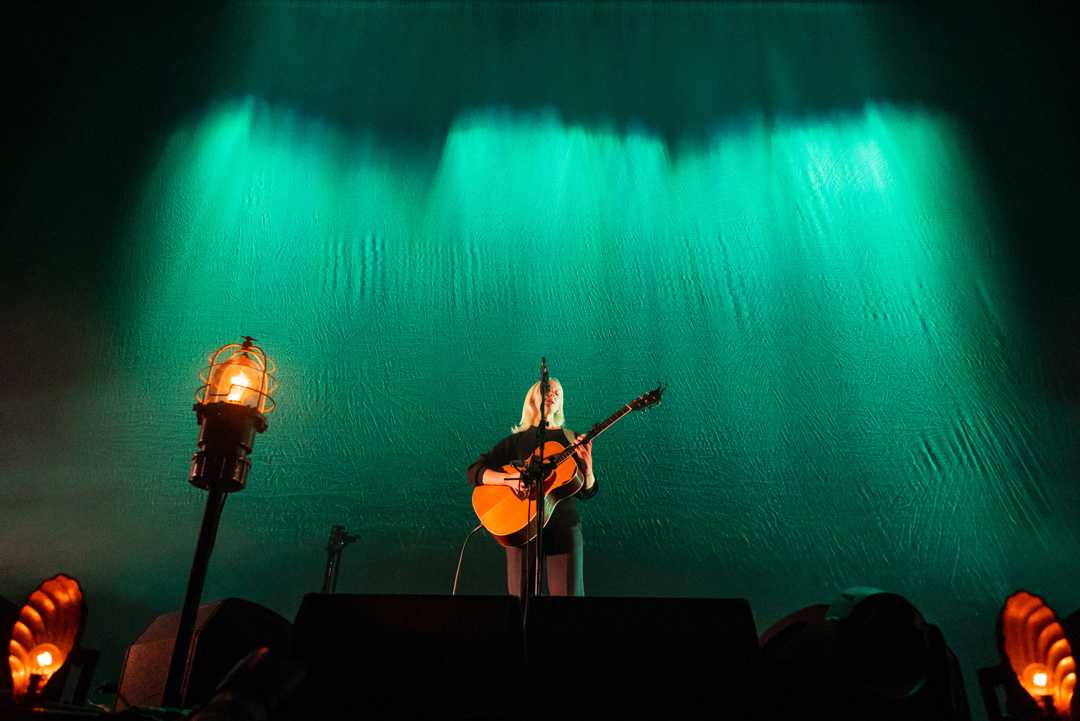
[116,598,291,711]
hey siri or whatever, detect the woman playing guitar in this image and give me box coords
[466,378,597,597]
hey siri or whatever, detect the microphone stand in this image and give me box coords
[321,525,358,594]
[534,359,549,598]
[520,359,550,602]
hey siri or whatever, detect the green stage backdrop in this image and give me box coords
[2,4,1077,716]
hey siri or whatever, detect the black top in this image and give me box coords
[467,427,598,552]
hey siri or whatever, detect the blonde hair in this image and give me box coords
[511,378,565,433]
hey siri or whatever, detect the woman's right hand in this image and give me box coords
[502,474,526,495]
[482,468,526,494]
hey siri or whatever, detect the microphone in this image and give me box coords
[541,357,548,383]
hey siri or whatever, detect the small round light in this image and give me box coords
[30,643,62,675]
[1024,664,1050,690]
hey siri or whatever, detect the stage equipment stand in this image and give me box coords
[162,337,275,709]
[518,358,552,602]
[322,525,359,593]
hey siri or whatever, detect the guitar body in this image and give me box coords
[471,440,584,548]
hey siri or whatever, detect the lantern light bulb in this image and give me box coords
[35,650,53,668]
[1032,671,1048,688]
[227,372,251,402]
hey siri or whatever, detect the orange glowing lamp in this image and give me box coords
[190,337,276,492]
[7,575,84,700]
[197,337,276,414]
[1000,590,1077,719]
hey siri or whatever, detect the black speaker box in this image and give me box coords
[116,598,291,711]
[287,594,521,720]
[528,596,759,719]
[286,594,758,720]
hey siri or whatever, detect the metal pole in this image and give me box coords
[162,488,228,708]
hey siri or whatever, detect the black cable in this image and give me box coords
[450,523,484,595]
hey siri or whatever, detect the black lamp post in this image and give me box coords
[163,337,276,708]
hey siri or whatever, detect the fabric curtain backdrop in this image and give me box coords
[1,4,1076,717]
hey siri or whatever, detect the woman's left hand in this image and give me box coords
[574,434,593,475]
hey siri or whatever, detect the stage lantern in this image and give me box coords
[164,337,277,708]
[996,590,1077,719]
[201,337,275,412]
[190,336,276,492]
[6,575,84,701]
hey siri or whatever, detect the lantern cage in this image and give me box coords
[195,336,277,415]
[190,336,277,493]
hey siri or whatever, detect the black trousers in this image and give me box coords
[505,525,584,596]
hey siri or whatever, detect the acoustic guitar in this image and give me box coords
[471,384,665,547]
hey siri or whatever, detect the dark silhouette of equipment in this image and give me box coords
[528,595,759,719]
[116,598,291,711]
[283,593,758,720]
[759,587,970,721]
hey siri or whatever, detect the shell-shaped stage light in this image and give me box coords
[7,574,84,699]
[196,336,276,414]
[1000,590,1076,718]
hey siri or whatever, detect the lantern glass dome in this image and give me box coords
[196,337,276,414]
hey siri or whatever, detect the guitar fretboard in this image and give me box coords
[548,404,634,466]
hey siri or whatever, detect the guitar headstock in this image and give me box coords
[629,383,666,412]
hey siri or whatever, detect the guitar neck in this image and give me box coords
[550,404,634,466]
